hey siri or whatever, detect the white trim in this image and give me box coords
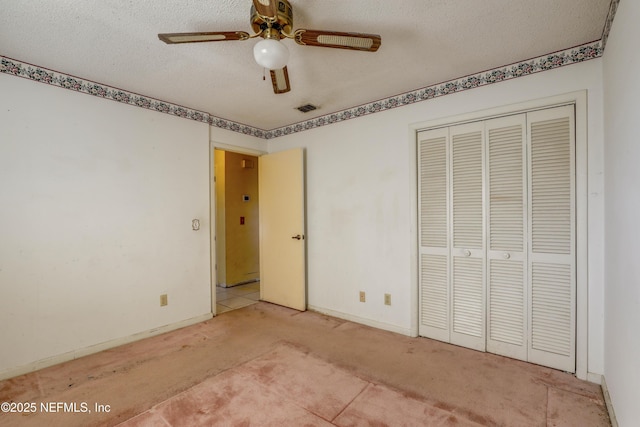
[601,375,619,427]
[409,90,588,379]
[587,372,603,384]
[0,313,213,381]
[574,90,589,381]
[409,95,579,132]
[409,128,420,337]
[209,140,217,315]
[211,140,267,157]
[308,305,412,336]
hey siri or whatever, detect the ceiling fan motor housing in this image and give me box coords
[251,0,293,37]
[158,0,381,95]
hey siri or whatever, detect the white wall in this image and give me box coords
[269,59,605,378]
[0,75,213,378]
[0,48,610,387]
[603,0,640,424]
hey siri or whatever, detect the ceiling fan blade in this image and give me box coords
[270,67,291,94]
[252,0,278,18]
[294,29,381,52]
[158,31,250,44]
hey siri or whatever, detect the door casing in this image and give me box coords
[209,141,267,315]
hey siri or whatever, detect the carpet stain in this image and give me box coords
[0,302,610,427]
[434,401,456,412]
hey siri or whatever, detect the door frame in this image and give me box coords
[408,91,589,380]
[209,140,267,315]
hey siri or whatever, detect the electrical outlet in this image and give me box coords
[160,294,168,306]
[384,293,391,306]
[359,291,366,303]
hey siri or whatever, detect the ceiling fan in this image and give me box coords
[158,0,382,94]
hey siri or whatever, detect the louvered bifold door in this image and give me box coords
[485,115,528,361]
[450,122,485,351]
[527,106,576,373]
[418,128,450,341]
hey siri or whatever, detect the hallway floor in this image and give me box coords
[215,281,260,314]
[0,302,610,426]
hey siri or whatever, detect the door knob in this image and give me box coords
[291,234,304,240]
[463,249,471,257]
[503,252,511,260]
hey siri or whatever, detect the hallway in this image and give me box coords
[215,281,260,314]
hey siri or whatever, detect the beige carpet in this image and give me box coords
[117,342,482,426]
[0,302,610,426]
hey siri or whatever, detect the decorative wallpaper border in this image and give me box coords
[264,0,617,140]
[2,0,618,142]
[0,56,268,138]
[601,0,620,50]
[264,40,604,139]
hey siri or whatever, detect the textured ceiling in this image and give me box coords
[0,0,612,131]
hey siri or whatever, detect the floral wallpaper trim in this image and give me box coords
[2,39,604,140]
[264,40,603,139]
[601,0,620,50]
[0,56,268,138]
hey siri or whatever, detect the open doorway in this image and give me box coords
[213,149,260,314]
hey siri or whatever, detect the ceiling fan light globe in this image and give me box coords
[253,38,289,69]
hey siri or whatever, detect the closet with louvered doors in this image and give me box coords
[418,105,576,373]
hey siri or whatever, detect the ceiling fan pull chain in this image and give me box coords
[157,0,381,95]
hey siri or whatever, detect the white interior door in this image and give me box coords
[418,127,450,342]
[527,106,576,372]
[449,122,486,352]
[485,114,528,361]
[258,148,306,311]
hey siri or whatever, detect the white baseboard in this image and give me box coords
[0,313,213,381]
[601,375,618,427]
[308,305,412,336]
[587,372,603,384]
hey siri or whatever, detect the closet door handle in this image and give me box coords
[463,249,471,257]
[503,252,511,260]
